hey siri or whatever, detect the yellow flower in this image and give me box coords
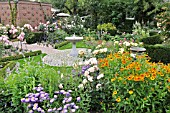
[126,98,128,100]
[111,78,116,82]
[116,97,121,102]
[118,77,123,81]
[113,91,117,95]
[150,76,155,80]
[129,90,133,95]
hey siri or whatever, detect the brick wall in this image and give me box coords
[0,1,52,27]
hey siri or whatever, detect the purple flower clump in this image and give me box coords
[81,65,91,74]
[21,85,81,113]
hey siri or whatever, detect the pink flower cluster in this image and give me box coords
[0,35,9,43]
[24,24,34,31]
[17,32,25,41]
[9,25,18,35]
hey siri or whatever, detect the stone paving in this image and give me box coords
[9,41,86,66]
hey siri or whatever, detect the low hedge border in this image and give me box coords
[0,61,16,78]
[0,50,42,62]
[144,44,170,64]
[54,41,69,49]
[140,34,163,45]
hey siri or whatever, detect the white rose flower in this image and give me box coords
[92,50,99,55]
[96,45,102,49]
[96,84,102,89]
[84,71,89,77]
[93,65,99,71]
[59,84,63,89]
[78,61,84,66]
[118,48,124,54]
[87,76,93,82]
[84,60,90,65]
[78,84,84,89]
[88,67,95,73]
[82,79,88,85]
[97,73,104,80]
[90,58,97,65]
[123,41,130,46]
[114,41,119,45]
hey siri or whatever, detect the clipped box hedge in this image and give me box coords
[54,41,69,49]
[0,61,16,78]
[144,44,170,64]
[0,50,42,62]
[140,34,163,45]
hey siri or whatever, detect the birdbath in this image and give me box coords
[65,34,83,57]
[130,46,146,55]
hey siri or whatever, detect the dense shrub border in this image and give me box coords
[26,32,44,44]
[145,44,170,63]
[140,34,163,45]
[54,41,70,49]
[0,61,16,78]
[0,50,42,62]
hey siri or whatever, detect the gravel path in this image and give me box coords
[9,41,85,66]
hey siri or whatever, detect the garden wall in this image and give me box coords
[0,0,52,27]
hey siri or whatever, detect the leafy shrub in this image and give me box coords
[26,32,44,44]
[97,23,117,36]
[0,50,42,62]
[47,29,68,43]
[54,41,69,49]
[144,44,170,63]
[140,35,163,45]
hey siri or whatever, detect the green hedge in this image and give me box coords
[144,44,170,64]
[0,50,42,62]
[54,41,69,49]
[0,61,16,78]
[140,34,163,45]
[26,32,44,44]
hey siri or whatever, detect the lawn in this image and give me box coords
[58,40,88,50]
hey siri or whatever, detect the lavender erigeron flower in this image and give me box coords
[21,85,80,113]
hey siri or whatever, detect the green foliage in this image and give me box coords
[0,61,16,78]
[47,29,68,43]
[0,50,42,62]
[144,44,170,63]
[140,35,163,45]
[25,32,44,44]
[54,41,69,49]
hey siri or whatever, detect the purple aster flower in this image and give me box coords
[70,102,75,106]
[37,107,42,112]
[30,97,35,102]
[71,109,76,112]
[67,90,72,93]
[27,104,32,108]
[34,93,40,97]
[57,107,62,111]
[40,109,45,113]
[21,98,25,102]
[54,91,60,94]
[25,98,30,103]
[50,98,55,103]
[53,108,56,111]
[76,97,81,102]
[65,92,70,97]
[66,97,72,103]
[73,105,79,109]
[54,95,57,98]
[47,108,53,112]
[28,110,34,113]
